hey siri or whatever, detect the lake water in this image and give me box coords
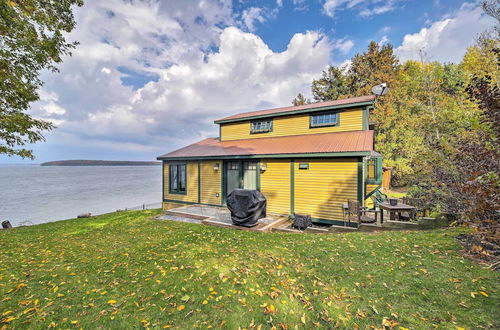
[0,165,162,227]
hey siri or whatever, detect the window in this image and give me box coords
[367,159,376,181]
[169,164,186,194]
[251,120,272,133]
[366,158,382,184]
[310,112,338,128]
[299,163,309,170]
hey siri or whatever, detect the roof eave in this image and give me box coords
[214,100,375,124]
[157,151,372,161]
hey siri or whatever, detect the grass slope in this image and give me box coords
[0,210,498,329]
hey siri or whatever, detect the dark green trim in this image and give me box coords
[163,199,222,208]
[214,100,374,124]
[167,163,187,195]
[365,184,382,199]
[362,106,368,130]
[222,161,227,205]
[366,157,383,185]
[357,157,363,205]
[312,217,358,228]
[290,159,295,214]
[197,160,201,203]
[377,157,383,181]
[219,125,221,140]
[161,161,165,201]
[158,151,371,161]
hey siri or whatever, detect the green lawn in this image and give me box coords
[0,210,498,329]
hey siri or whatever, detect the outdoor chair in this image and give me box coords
[401,197,426,219]
[347,200,379,224]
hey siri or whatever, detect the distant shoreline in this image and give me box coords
[40,160,161,166]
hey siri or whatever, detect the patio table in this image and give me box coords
[378,202,416,223]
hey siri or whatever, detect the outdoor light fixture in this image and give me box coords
[260,162,267,172]
[213,163,220,171]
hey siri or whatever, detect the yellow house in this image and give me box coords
[157,95,383,227]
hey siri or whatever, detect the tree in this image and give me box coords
[291,93,310,106]
[348,41,399,96]
[481,0,500,22]
[0,0,83,159]
[311,65,353,102]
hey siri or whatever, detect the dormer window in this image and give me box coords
[310,112,339,128]
[251,120,273,134]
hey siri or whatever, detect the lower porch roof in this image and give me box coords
[157,130,375,160]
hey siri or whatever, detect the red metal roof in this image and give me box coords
[157,130,374,159]
[215,95,375,123]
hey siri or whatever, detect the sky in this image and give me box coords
[1,0,496,164]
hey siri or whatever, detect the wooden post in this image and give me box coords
[2,221,12,229]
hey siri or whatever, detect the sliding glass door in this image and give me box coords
[225,160,258,197]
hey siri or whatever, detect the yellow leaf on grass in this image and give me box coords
[53,286,59,293]
[301,314,306,324]
[177,305,185,311]
[108,300,117,306]
[480,291,489,297]
[202,300,208,305]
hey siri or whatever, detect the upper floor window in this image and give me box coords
[251,120,272,134]
[169,164,186,194]
[310,112,338,128]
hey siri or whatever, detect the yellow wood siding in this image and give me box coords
[200,160,222,205]
[220,108,364,141]
[294,158,358,221]
[366,183,380,196]
[260,159,291,215]
[162,201,185,210]
[164,161,198,203]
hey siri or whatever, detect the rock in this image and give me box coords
[77,213,91,218]
[2,221,12,229]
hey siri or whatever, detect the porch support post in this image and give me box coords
[290,159,295,215]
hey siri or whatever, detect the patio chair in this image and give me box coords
[401,197,427,219]
[347,200,379,224]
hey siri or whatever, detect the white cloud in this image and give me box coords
[395,3,496,63]
[241,6,279,32]
[42,103,66,116]
[379,35,389,45]
[333,38,355,54]
[323,0,404,18]
[359,1,397,17]
[323,0,364,17]
[241,7,267,32]
[30,0,332,160]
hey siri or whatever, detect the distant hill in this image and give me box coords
[40,160,161,166]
